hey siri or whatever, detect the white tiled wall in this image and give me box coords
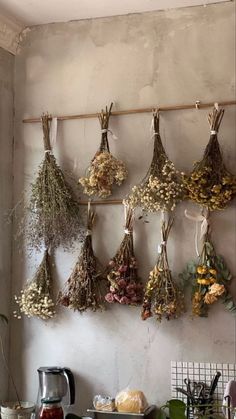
[171,361,236,415]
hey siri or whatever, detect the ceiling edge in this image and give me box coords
[0,12,24,55]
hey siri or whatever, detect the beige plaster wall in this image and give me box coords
[0,46,14,400]
[11,1,236,411]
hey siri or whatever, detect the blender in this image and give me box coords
[37,367,75,419]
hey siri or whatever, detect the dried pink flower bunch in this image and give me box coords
[105,207,143,305]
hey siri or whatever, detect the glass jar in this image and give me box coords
[39,399,64,419]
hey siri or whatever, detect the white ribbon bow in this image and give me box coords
[185,209,208,256]
[150,116,158,140]
[101,128,118,141]
[50,117,58,147]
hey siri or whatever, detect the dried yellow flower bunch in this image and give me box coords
[14,249,56,320]
[58,207,105,312]
[126,111,185,212]
[185,104,236,210]
[180,226,235,317]
[142,216,185,321]
[79,103,127,198]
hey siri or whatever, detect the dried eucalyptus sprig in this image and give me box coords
[180,222,235,317]
[185,104,236,210]
[105,206,143,305]
[58,206,104,312]
[125,110,185,212]
[28,114,83,250]
[79,103,128,198]
[142,215,185,321]
[14,249,56,320]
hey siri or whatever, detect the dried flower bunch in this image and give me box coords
[58,206,104,312]
[14,249,56,320]
[79,103,127,198]
[105,206,143,305]
[125,110,185,212]
[185,104,236,210]
[28,114,83,250]
[180,226,235,317]
[142,216,185,321]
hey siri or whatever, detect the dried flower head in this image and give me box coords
[14,249,56,320]
[208,283,225,297]
[79,103,127,198]
[185,105,236,210]
[125,111,186,212]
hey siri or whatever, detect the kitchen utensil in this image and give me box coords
[175,388,195,404]
[209,371,221,396]
[38,367,75,405]
[184,378,193,419]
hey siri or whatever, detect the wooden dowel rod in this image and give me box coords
[79,199,123,205]
[22,100,236,123]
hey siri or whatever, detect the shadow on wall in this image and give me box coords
[10,112,27,398]
[71,373,94,415]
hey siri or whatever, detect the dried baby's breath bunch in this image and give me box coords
[28,114,83,250]
[142,216,185,321]
[105,206,143,305]
[180,223,235,317]
[79,103,127,198]
[14,249,56,320]
[125,110,185,212]
[185,104,236,210]
[58,206,104,312]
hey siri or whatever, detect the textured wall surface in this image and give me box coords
[0,46,14,399]
[12,2,236,411]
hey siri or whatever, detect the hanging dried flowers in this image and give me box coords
[58,206,104,312]
[180,219,235,317]
[142,215,185,321]
[185,104,236,210]
[28,114,83,250]
[14,249,56,320]
[125,110,185,212]
[79,103,128,198]
[105,206,143,305]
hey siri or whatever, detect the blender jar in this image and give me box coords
[39,399,64,419]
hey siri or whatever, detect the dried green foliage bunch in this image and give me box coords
[142,216,185,321]
[14,249,56,320]
[125,111,185,212]
[28,114,83,250]
[58,207,104,312]
[79,103,128,198]
[185,104,236,210]
[105,206,143,305]
[180,224,235,317]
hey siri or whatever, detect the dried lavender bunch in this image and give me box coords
[58,207,104,312]
[105,206,143,305]
[185,104,236,210]
[14,249,56,320]
[79,103,128,198]
[28,114,83,250]
[125,111,185,212]
[142,216,185,321]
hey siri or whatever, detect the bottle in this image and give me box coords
[39,399,64,419]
